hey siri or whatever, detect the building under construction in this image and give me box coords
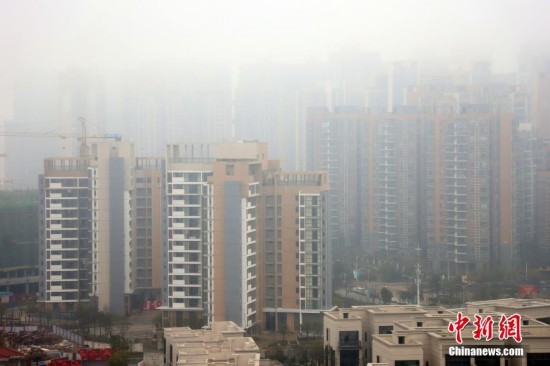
[0,190,39,298]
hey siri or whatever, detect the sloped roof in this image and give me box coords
[0,347,24,359]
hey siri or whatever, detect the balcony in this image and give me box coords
[339,334,361,350]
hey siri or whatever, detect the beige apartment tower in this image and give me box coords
[260,171,329,332]
[163,142,270,328]
[307,107,533,274]
[127,157,164,311]
[162,141,330,330]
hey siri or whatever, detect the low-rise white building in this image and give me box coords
[323,298,550,366]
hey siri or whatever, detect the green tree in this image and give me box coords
[278,322,288,341]
[108,351,129,366]
[110,335,133,353]
[307,340,324,364]
[380,287,393,304]
[426,274,442,298]
[152,313,163,330]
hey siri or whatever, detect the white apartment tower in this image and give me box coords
[39,157,92,312]
[39,140,134,314]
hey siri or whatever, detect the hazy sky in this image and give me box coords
[1,0,550,120]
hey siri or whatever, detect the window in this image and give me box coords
[398,336,405,344]
[226,164,235,175]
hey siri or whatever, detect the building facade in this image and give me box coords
[39,156,93,312]
[307,107,534,273]
[127,157,164,311]
[163,142,268,328]
[39,141,135,314]
[260,171,329,331]
[163,141,330,330]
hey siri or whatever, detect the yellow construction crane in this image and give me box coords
[0,117,121,157]
[0,117,121,187]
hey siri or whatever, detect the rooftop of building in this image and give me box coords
[324,304,451,321]
[464,297,550,310]
[165,321,260,366]
[166,141,269,164]
[324,298,550,329]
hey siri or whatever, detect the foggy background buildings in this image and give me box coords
[2,0,550,186]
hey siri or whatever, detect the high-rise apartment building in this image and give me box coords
[307,108,421,255]
[535,139,550,258]
[163,142,268,328]
[307,107,367,250]
[39,156,93,312]
[260,171,329,331]
[307,107,534,274]
[373,115,420,256]
[531,70,550,140]
[423,111,524,272]
[162,141,330,330]
[39,140,135,314]
[89,141,134,314]
[127,157,164,310]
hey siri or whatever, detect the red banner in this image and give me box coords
[519,284,538,298]
[77,348,112,361]
[51,358,82,366]
[100,348,113,360]
[143,300,162,310]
